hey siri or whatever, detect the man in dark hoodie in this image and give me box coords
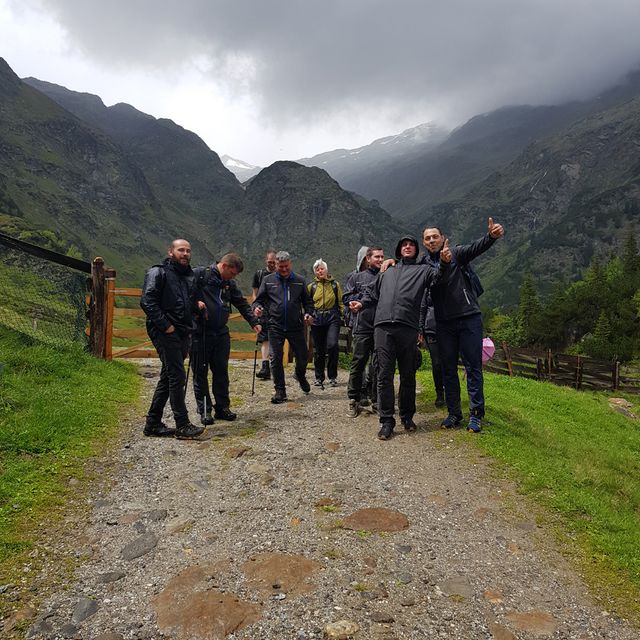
[192,253,261,425]
[421,218,504,433]
[140,239,204,440]
[253,250,315,404]
[343,246,384,417]
[351,236,451,440]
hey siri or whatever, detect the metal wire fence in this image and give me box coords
[0,233,90,348]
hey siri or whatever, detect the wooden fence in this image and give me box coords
[484,343,640,394]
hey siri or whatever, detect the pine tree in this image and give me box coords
[518,273,542,346]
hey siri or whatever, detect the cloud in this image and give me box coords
[10,0,640,135]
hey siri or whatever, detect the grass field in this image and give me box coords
[416,367,640,621]
[0,326,139,603]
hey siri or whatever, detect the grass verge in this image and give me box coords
[417,369,640,622]
[0,326,139,617]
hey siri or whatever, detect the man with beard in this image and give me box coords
[252,251,315,404]
[140,239,204,440]
[350,236,451,440]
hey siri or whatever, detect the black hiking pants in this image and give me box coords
[191,330,231,415]
[348,332,377,403]
[268,326,309,393]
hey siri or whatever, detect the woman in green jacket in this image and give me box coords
[308,259,344,387]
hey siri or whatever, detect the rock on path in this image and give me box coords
[13,361,639,639]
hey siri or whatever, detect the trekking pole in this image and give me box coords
[201,319,208,417]
[251,339,259,396]
[184,346,192,399]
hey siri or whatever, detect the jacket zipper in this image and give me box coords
[463,288,471,305]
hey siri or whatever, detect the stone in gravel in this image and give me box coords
[166,517,194,534]
[147,508,168,522]
[118,512,142,524]
[4,605,37,633]
[371,611,395,623]
[363,556,377,568]
[483,589,504,603]
[120,533,158,560]
[97,570,126,584]
[26,618,54,637]
[225,446,251,458]
[395,544,412,554]
[505,611,557,635]
[72,597,98,623]
[507,542,522,555]
[152,564,261,639]
[59,622,80,638]
[324,620,360,638]
[243,552,320,595]
[439,577,474,598]
[395,572,413,584]
[609,397,638,419]
[400,597,416,607]
[342,508,409,532]
[488,622,517,640]
[325,442,340,452]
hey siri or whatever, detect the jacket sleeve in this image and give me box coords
[454,233,496,264]
[342,272,360,303]
[360,272,381,308]
[140,267,171,332]
[336,281,345,313]
[419,288,429,334]
[301,278,315,316]
[230,281,257,327]
[252,278,268,312]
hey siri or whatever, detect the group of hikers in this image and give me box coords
[140,217,505,441]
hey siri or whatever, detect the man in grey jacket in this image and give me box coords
[351,235,451,440]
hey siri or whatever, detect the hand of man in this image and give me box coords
[254,324,262,334]
[304,313,314,326]
[488,216,505,239]
[380,258,396,273]
[254,306,263,318]
[349,301,363,313]
[165,325,175,334]
[197,301,206,311]
[440,239,452,263]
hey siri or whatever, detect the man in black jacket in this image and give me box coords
[351,236,451,440]
[421,218,504,433]
[140,239,204,440]
[343,246,384,417]
[253,251,315,404]
[192,253,261,425]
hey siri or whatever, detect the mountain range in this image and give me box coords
[2,56,640,305]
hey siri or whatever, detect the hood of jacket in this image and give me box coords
[356,245,369,272]
[395,235,420,261]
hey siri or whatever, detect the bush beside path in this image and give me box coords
[5,360,640,639]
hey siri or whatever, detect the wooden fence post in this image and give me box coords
[575,355,583,390]
[502,342,513,376]
[613,361,620,391]
[90,258,106,358]
[104,269,117,360]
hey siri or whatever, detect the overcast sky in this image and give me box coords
[2,0,639,166]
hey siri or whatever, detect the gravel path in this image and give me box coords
[16,360,639,639]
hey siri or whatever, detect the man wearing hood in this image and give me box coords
[140,239,204,440]
[351,236,451,440]
[192,253,261,425]
[343,246,384,417]
[421,218,504,433]
[342,245,369,331]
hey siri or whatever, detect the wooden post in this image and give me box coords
[575,355,583,390]
[502,342,513,376]
[547,348,552,379]
[104,269,117,360]
[536,358,544,381]
[613,361,620,390]
[90,258,106,358]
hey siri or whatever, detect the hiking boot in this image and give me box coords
[314,379,324,388]
[295,374,311,394]
[359,397,371,408]
[271,389,288,404]
[348,399,360,418]
[143,421,176,437]
[402,417,417,432]
[435,396,446,408]
[467,415,482,433]
[255,361,271,380]
[328,378,338,387]
[175,423,205,440]
[440,414,463,429]
[200,412,214,425]
[377,423,394,441]
[215,408,237,421]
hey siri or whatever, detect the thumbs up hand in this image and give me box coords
[440,238,452,263]
[488,216,504,239]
